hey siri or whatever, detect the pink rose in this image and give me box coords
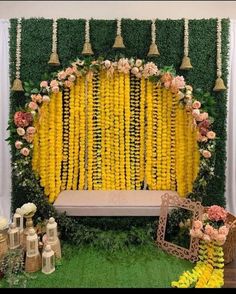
[17,127,25,136]
[143,62,159,78]
[202,150,211,158]
[52,86,59,93]
[40,81,48,88]
[215,233,226,245]
[131,67,139,75]
[219,226,229,236]
[15,140,23,149]
[31,94,37,102]
[28,101,38,110]
[65,67,74,76]
[58,71,67,80]
[104,60,111,68]
[42,95,50,102]
[68,75,76,82]
[14,111,33,128]
[201,112,209,120]
[204,224,214,236]
[50,80,58,87]
[136,72,142,79]
[164,81,171,88]
[192,100,201,109]
[35,94,43,103]
[171,76,185,90]
[192,109,200,117]
[23,133,34,143]
[20,147,30,156]
[207,131,216,140]
[207,205,228,222]
[193,220,203,230]
[26,126,36,134]
[135,59,142,67]
[190,229,203,238]
[65,80,72,88]
[203,234,211,242]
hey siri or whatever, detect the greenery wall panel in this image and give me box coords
[9,18,229,214]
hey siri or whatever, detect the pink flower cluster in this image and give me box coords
[207,205,228,222]
[14,111,33,128]
[190,206,229,245]
[160,72,185,94]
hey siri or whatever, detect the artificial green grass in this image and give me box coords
[1,243,194,288]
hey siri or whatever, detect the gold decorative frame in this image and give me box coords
[156,193,203,262]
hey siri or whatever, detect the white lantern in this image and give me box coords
[26,228,39,257]
[8,223,20,250]
[42,245,55,275]
[14,209,24,231]
[46,217,61,259]
[46,217,57,242]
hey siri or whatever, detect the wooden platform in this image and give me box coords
[53,190,179,216]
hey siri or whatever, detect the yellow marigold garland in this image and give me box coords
[61,88,70,191]
[119,72,126,189]
[87,77,94,190]
[156,85,162,189]
[161,88,168,189]
[170,92,177,191]
[146,80,153,189]
[109,73,115,189]
[92,73,102,190]
[130,74,136,189]
[55,91,63,197]
[133,75,141,190]
[100,70,106,189]
[165,89,172,189]
[114,71,121,189]
[48,92,56,202]
[172,240,225,288]
[67,84,75,190]
[32,121,39,174]
[78,77,86,190]
[105,73,112,189]
[151,83,158,190]
[139,77,145,187]
[72,79,80,190]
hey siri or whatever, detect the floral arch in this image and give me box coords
[13,58,216,203]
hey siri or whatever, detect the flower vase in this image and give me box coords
[0,231,8,260]
[23,212,35,251]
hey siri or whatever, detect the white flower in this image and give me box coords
[135,59,142,67]
[16,208,24,216]
[20,202,37,216]
[0,216,8,230]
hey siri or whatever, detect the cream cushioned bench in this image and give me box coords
[53,190,179,216]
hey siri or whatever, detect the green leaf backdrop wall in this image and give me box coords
[9,18,229,213]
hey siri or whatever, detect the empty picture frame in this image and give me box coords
[156,193,203,262]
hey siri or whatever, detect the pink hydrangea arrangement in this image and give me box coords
[190,205,229,245]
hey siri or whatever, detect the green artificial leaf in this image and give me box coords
[31,88,39,94]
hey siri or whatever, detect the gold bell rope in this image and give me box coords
[147,19,160,57]
[113,18,125,48]
[180,18,193,70]
[11,18,24,91]
[213,18,226,91]
[48,19,60,66]
[82,19,94,55]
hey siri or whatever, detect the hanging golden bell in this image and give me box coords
[213,77,226,91]
[82,42,94,55]
[48,52,60,66]
[180,55,193,70]
[11,78,24,92]
[147,42,160,57]
[113,35,125,48]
